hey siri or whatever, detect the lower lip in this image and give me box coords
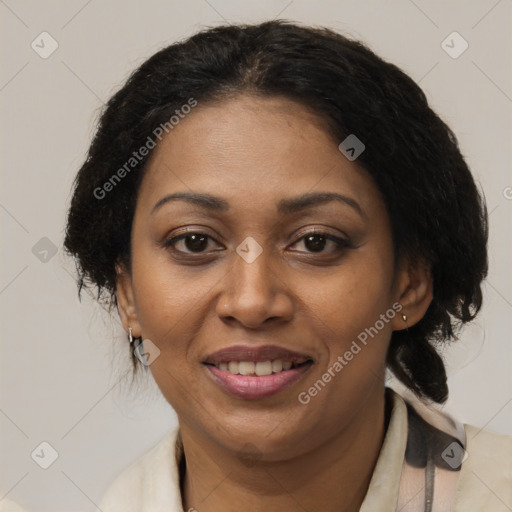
[204,363,313,400]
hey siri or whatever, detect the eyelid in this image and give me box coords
[290,226,350,244]
[287,229,351,252]
[163,227,351,257]
[165,226,222,241]
[163,228,224,251]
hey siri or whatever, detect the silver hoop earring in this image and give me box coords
[128,327,133,344]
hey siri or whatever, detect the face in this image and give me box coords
[117,94,431,461]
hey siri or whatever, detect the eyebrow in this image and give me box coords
[151,192,230,214]
[151,191,366,219]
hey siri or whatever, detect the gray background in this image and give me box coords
[1,1,511,511]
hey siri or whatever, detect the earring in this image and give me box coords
[402,314,407,322]
[128,327,133,344]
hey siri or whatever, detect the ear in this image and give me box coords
[390,257,433,331]
[115,262,142,338]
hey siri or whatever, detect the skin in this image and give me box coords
[116,94,433,512]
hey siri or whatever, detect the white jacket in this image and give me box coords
[99,389,511,512]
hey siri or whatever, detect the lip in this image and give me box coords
[203,344,314,365]
[205,361,314,399]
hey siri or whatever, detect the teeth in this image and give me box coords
[215,359,301,375]
[238,361,255,375]
[255,361,272,376]
[272,359,283,372]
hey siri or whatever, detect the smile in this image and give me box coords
[204,359,313,399]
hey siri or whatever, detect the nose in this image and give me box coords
[216,246,294,329]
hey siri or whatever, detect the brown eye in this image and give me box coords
[304,234,327,252]
[165,233,217,253]
[289,231,350,254]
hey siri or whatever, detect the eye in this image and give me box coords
[288,231,350,254]
[164,232,222,254]
[163,229,351,257]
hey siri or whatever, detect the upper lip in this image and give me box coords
[203,344,314,365]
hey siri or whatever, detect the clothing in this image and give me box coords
[99,389,512,511]
[0,500,29,512]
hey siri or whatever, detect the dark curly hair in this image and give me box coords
[64,20,488,404]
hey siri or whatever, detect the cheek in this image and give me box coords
[129,251,212,394]
[129,248,221,408]
[296,252,395,402]
[299,250,393,337]
[130,242,220,335]
[291,258,395,421]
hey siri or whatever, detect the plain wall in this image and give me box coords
[1,1,511,511]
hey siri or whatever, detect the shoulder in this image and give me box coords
[452,424,512,511]
[99,426,181,512]
[0,499,29,512]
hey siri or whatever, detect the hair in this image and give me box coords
[64,20,488,404]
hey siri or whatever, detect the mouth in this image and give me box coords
[204,359,311,375]
[202,345,314,399]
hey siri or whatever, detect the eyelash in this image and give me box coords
[163,229,351,257]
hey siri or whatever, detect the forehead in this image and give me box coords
[137,94,381,216]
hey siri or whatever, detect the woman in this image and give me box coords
[63,20,511,512]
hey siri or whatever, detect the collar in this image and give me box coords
[359,387,408,510]
[139,388,463,511]
[168,388,408,511]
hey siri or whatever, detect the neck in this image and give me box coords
[180,388,390,512]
